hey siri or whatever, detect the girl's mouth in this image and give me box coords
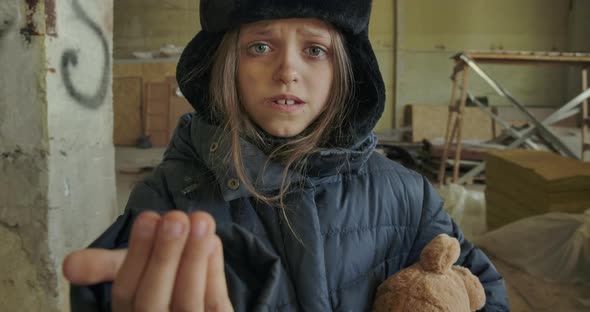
[269,100,305,112]
[273,99,299,105]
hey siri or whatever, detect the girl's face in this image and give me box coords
[237,18,334,138]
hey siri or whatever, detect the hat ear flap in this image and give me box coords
[176,31,225,120]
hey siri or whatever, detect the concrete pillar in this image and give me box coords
[0,1,116,311]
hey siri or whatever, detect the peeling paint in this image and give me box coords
[21,0,41,43]
[24,0,40,7]
[45,0,56,37]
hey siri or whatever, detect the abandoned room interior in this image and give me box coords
[1,0,589,311]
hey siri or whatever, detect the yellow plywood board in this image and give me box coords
[404,104,494,142]
[113,77,143,146]
[485,188,589,230]
[485,149,590,229]
[168,77,194,139]
[113,63,143,78]
[141,62,178,82]
[486,150,590,189]
[113,61,180,147]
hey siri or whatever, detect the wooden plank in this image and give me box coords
[167,77,194,139]
[113,63,143,78]
[458,52,590,65]
[142,62,178,82]
[493,106,578,130]
[114,61,184,147]
[147,115,168,131]
[486,150,590,190]
[405,104,494,143]
[438,72,460,185]
[144,81,170,147]
[453,66,470,181]
[148,131,170,147]
[113,77,142,146]
[583,69,589,159]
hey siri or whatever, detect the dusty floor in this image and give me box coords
[115,147,589,311]
[491,256,590,312]
[115,146,165,214]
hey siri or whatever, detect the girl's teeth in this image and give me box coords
[274,99,299,105]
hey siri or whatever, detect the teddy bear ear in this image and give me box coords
[419,234,460,273]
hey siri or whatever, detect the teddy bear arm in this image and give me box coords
[453,266,486,311]
[373,290,448,312]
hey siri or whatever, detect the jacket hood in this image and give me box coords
[176,0,385,147]
[164,114,377,201]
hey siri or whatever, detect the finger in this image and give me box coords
[63,248,127,285]
[205,235,233,312]
[171,212,217,311]
[133,211,190,311]
[111,211,161,312]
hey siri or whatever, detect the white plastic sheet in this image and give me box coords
[437,184,487,240]
[475,209,590,284]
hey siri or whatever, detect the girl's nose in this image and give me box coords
[272,50,300,85]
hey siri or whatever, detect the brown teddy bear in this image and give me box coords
[373,234,486,312]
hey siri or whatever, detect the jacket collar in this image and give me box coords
[165,115,376,202]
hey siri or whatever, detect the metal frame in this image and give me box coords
[438,52,590,185]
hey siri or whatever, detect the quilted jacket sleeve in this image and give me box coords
[405,176,510,312]
[70,179,173,312]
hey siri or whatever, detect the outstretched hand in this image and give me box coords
[63,211,233,312]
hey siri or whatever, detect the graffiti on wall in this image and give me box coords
[61,0,110,109]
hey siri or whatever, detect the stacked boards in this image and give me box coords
[485,150,590,230]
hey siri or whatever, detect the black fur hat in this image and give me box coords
[177,0,385,146]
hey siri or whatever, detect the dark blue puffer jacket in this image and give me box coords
[71,113,509,311]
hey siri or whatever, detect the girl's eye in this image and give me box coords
[250,43,271,54]
[307,46,327,57]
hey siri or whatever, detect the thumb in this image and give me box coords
[63,248,127,285]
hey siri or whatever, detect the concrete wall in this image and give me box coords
[566,0,590,99]
[46,0,118,309]
[396,0,572,127]
[0,0,52,310]
[370,0,396,130]
[113,0,199,58]
[567,0,590,53]
[0,0,116,311]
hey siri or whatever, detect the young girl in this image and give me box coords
[63,1,509,311]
